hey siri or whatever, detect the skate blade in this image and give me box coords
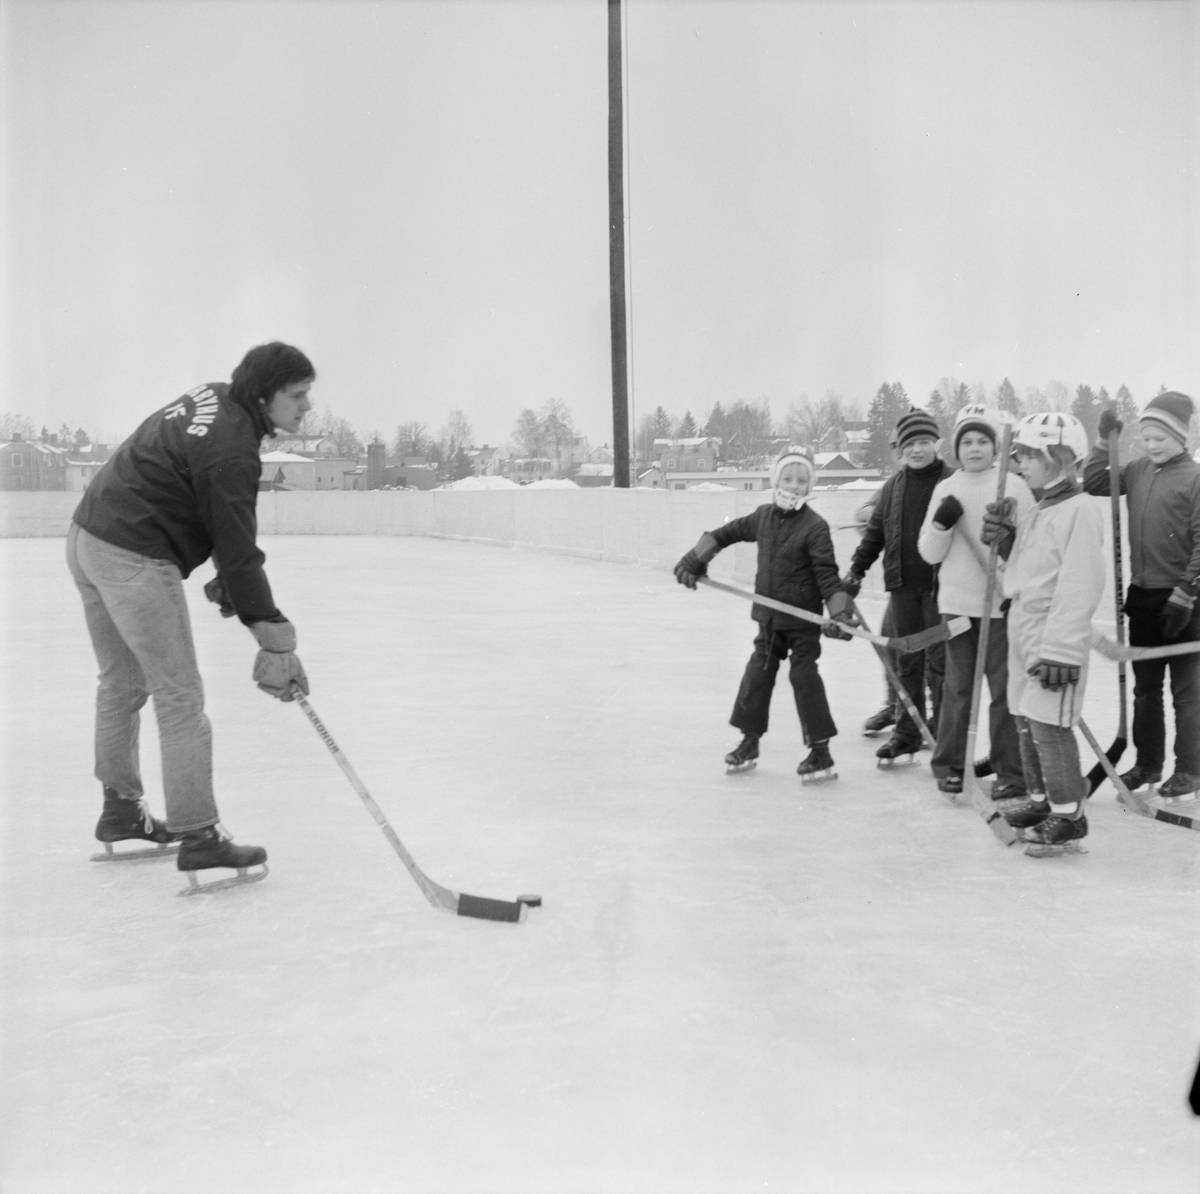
[177,863,269,897]
[1024,841,1087,858]
[798,768,837,784]
[861,728,892,738]
[726,761,757,775]
[90,842,180,863]
[1159,793,1198,807]
[876,755,919,768]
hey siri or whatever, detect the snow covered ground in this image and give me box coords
[1,534,1197,1194]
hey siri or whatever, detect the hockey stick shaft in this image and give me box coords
[294,693,527,922]
[848,599,936,751]
[962,428,1018,845]
[697,577,970,653]
[1078,718,1199,832]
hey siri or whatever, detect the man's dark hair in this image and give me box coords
[228,342,315,408]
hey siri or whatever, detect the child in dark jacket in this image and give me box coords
[1083,391,1200,802]
[674,450,853,779]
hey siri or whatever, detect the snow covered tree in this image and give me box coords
[539,398,575,471]
[863,382,911,471]
[676,411,698,438]
[392,421,433,461]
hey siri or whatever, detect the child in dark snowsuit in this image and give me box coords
[674,450,853,778]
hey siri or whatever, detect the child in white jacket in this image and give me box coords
[918,406,1035,799]
[982,412,1106,855]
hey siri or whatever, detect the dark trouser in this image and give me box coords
[879,600,898,708]
[1125,585,1200,775]
[731,623,838,745]
[1015,715,1085,806]
[931,615,1023,788]
[888,586,944,747]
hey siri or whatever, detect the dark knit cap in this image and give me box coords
[1140,391,1194,446]
[895,407,941,451]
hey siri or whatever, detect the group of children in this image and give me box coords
[674,392,1200,856]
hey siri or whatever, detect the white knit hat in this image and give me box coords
[769,449,815,489]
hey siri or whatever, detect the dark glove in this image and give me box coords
[250,619,309,701]
[1028,658,1080,691]
[822,611,855,641]
[1160,586,1197,638]
[1097,408,1124,441]
[203,575,236,618]
[674,550,708,590]
[931,495,963,531]
[841,571,864,598]
[981,497,1018,560]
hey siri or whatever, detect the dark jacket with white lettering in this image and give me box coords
[73,383,280,624]
[710,503,845,629]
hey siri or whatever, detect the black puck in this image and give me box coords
[516,894,543,908]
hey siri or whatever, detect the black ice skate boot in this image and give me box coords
[1022,808,1088,858]
[91,787,180,862]
[861,706,895,737]
[1158,772,1200,804]
[974,754,994,778]
[936,771,963,796]
[1118,763,1162,792]
[876,735,921,767]
[797,741,837,784]
[725,733,761,775]
[989,782,1029,809]
[177,825,268,896]
[1002,796,1050,830]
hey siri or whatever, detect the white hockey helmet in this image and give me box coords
[1012,411,1089,463]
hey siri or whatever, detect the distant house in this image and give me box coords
[654,437,721,474]
[813,452,880,486]
[467,444,506,477]
[0,435,70,490]
[259,451,317,491]
[383,456,440,490]
[269,434,336,459]
[503,457,557,484]
[575,463,614,488]
[639,467,769,491]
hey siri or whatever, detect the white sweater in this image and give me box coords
[917,465,1036,618]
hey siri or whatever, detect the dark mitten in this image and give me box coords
[822,612,855,641]
[931,495,963,531]
[1161,586,1196,638]
[981,496,1018,560]
[841,571,864,598]
[1097,408,1124,442]
[1028,659,1080,691]
[674,531,720,590]
[203,575,236,618]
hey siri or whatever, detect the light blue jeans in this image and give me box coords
[66,524,219,832]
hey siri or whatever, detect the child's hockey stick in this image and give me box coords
[961,426,1018,846]
[294,692,537,923]
[847,598,936,751]
[1086,429,1128,794]
[1078,718,1199,832]
[697,577,971,654]
[1088,635,1200,663]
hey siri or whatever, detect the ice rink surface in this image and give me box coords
[2,534,1197,1194]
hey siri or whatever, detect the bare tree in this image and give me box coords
[438,409,474,458]
[392,421,432,461]
[511,409,544,458]
[1,412,37,440]
[807,391,845,451]
[539,398,575,471]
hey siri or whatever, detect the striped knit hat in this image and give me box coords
[894,406,940,451]
[769,448,815,489]
[1140,391,1194,447]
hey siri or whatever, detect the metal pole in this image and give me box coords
[608,0,630,487]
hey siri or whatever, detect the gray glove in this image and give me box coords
[250,619,309,701]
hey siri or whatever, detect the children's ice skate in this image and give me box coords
[861,706,895,737]
[725,734,760,775]
[989,782,1028,810]
[974,754,994,778]
[876,735,921,768]
[1002,796,1050,829]
[936,771,963,796]
[91,788,180,862]
[177,825,268,896]
[797,742,837,784]
[1157,772,1199,805]
[1118,763,1162,793]
[1023,810,1088,858]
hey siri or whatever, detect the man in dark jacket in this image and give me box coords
[67,341,314,891]
[844,407,953,761]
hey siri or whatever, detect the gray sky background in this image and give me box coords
[2,0,1196,448]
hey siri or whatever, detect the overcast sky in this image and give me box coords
[2,0,1196,448]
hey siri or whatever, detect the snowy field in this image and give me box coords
[1,533,1197,1194]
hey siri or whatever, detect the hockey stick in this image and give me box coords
[294,693,535,923]
[1088,635,1200,663]
[1077,718,1199,832]
[848,598,936,751]
[1085,429,1128,794]
[961,426,1018,846]
[697,577,971,654]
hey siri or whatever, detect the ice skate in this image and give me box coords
[1002,796,1050,829]
[861,706,895,737]
[796,742,836,784]
[1023,810,1088,858]
[91,788,180,862]
[1118,763,1162,793]
[876,735,921,768]
[1157,772,1199,805]
[974,754,994,778]
[989,783,1029,812]
[177,825,268,896]
[725,733,760,775]
[936,771,963,796]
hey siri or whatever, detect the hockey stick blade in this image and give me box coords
[294,692,531,922]
[1085,734,1126,797]
[1090,634,1200,664]
[697,578,969,654]
[1077,719,1200,832]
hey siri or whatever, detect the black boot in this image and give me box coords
[725,733,760,774]
[876,735,921,766]
[91,788,179,861]
[177,826,268,895]
[1023,810,1088,857]
[862,706,896,737]
[1119,764,1162,792]
[797,741,836,783]
[1002,797,1051,829]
